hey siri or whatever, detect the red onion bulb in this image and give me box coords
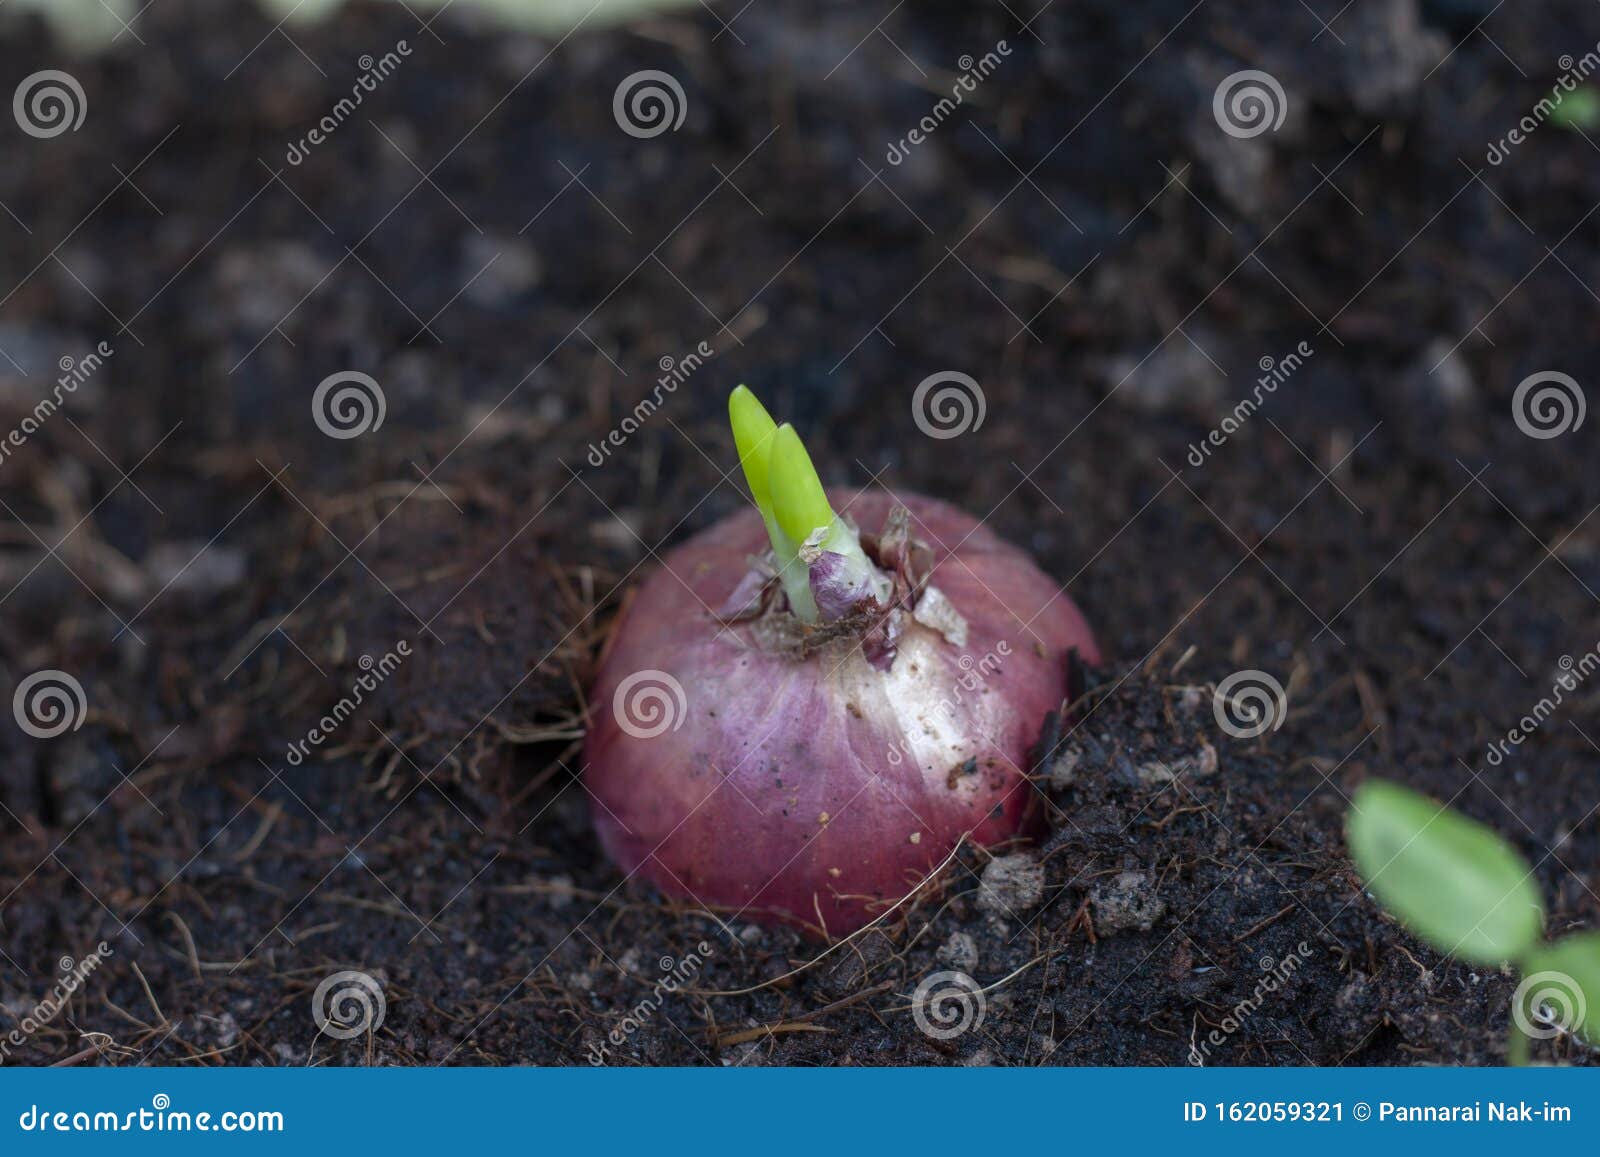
[585,475,1099,936]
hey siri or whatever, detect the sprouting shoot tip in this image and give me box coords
[729,385,778,515]
[768,423,836,547]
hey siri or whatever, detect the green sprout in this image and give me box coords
[1347,780,1600,1064]
[727,386,882,623]
[768,424,835,550]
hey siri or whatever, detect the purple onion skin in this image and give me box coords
[585,489,1100,936]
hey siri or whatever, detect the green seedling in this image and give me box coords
[1347,779,1600,1063]
[727,385,883,623]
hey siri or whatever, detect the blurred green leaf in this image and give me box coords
[5,0,131,50]
[1551,88,1600,132]
[265,0,699,34]
[1347,779,1543,965]
[10,0,700,52]
[1521,933,1600,1045]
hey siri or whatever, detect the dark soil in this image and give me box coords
[0,0,1597,1066]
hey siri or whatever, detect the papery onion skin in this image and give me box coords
[585,489,1100,936]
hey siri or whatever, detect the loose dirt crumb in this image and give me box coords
[1048,743,1083,789]
[937,930,980,973]
[977,852,1046,916]
[1091,871,1168,935]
